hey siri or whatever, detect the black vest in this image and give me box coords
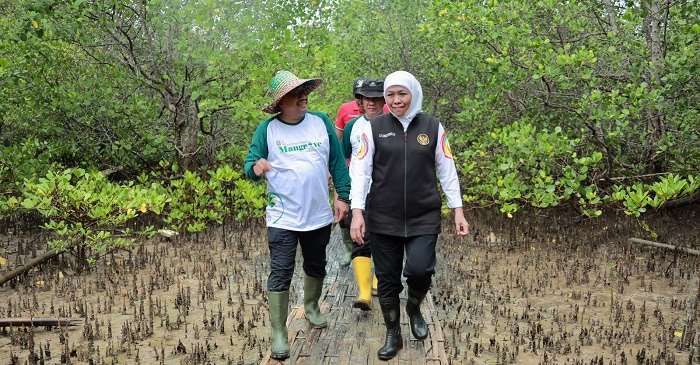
[366,113,441,237]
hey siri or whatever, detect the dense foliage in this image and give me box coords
[1,0,698,254]
[20,168,164,257]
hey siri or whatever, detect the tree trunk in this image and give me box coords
[602,0,618,32]
[643,0,666,171]
[170,95,200,171]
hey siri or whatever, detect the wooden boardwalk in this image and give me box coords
[261,226,449,365]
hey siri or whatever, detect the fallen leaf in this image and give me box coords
[0,256,7,267]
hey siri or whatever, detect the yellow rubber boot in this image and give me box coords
[352,257,373,311]
[372,274,378,296]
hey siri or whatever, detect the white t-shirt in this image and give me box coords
[263,114,334,230]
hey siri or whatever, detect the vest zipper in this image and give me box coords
[403,130,408,238]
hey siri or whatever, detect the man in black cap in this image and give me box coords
[334,78,367,267]
[341,79,385,311]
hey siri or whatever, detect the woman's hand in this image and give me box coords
[350,209,366,245]
[334,199,349,223]
[453,207,470,236]
[253,158,272,177]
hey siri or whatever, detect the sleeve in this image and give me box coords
[319,113,351,200]
[349,118,374,210]
[243,121,270,181]
[342,117,358,160]
[435,122,463,208]
[334,104,347,131]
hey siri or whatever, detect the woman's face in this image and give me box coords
[385,85,411,117]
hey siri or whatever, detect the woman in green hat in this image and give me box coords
[244,70,351,361]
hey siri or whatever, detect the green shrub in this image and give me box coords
[611,174,699,217]
[459,122,699,217]
[0,138,60,217]
[164,164,266,233]
[460,121,605,217]
[20,168,167,258]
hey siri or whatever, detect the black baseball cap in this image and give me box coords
[353,78,368,98]
[356,79,384,98]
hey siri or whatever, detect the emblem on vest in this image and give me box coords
[417,133,430,145]
[378,132,395,138]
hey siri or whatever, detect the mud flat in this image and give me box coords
[0,223,277,364]
[1,205,698,364]
[434,207,699,364]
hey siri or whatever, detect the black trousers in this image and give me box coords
[340,213,371,258]
[351,239,371,258]
[266,224,332,291]
[369,232,437,305]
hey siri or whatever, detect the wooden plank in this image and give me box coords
[0,317,81,328]
[426,293,449,364]
[299,327,321,357]
[294,355,308,365]
[337,324,354,365]
[397,307,411,365]
[349,331,370,365]
[261,230,450,365]
[308,338,331,364]
[411,340,427,365]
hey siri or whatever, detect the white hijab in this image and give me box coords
[384,71,423,127]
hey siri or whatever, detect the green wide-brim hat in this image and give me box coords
[263,70,322,114]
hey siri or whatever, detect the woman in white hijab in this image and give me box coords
[348,70,469,360]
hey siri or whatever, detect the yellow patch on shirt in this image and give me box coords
[442,133,453,159]
[356,133,369,160]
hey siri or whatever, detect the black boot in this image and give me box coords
[377,301,403,361]
[406,287,429,340]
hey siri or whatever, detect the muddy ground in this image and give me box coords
[433,207,699,365]
[0,207,698,364]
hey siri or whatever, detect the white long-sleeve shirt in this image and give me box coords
[349,117,463,210]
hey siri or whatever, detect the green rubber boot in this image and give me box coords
[303,275,328,328]
[340,227,353,266]
[268,291,290,360]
